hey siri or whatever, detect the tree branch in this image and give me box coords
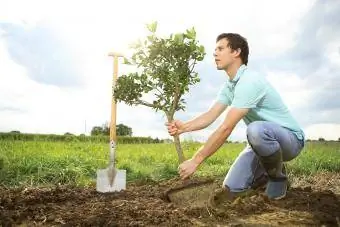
[134,99,155,108]
[170,87,180,118]
[169,53,181,117]
[155,86,164,97]
[189,59,197,73]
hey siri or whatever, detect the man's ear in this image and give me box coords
[233,48,241,57]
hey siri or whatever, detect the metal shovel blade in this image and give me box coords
[96,167,126,193]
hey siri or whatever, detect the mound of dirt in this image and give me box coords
[1,174,340,227]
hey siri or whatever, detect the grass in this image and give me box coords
[0,140,339,187]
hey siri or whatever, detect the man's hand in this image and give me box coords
[165,120,185,136]
[178,159,200,180]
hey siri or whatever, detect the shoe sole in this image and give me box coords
[266,180,288,200]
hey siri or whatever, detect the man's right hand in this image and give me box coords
[165,120,185,136]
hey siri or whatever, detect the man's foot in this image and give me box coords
[265,178,288,200]
[256,150,289,200]
[252,164,289,191]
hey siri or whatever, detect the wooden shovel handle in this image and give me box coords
[110,56,119,142]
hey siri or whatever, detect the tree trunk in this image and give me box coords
[166,112,185,163]
[173,135,185,163]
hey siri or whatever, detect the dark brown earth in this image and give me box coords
[1,172,339,227]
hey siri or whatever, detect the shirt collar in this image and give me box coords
[228,64,247,84]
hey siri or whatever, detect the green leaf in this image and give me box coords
[186,27,196,39]
[173,33,184,43]
[123,57,132,65]
[199,45,205,54]
[146,21,158,33]
[147,35,154,42]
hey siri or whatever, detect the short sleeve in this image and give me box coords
[231,78,266,108]
[216,82,232,106]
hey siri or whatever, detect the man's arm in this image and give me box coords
[178,107,249,179]
[192,107,248,164]
[181,102,227,133]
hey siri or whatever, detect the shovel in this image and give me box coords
[96,52,126,193]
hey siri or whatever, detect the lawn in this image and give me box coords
[0,140,339,187]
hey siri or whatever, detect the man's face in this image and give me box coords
[214,38,238,70]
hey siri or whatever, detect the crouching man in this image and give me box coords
[166,33,305,200]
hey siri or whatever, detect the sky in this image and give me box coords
[0,0,339,142]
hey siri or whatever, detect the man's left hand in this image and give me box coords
[178,159,199,180]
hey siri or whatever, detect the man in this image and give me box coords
[166,33,305,200]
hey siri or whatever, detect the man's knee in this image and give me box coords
[246,121,266,148]
[246,121,280,157]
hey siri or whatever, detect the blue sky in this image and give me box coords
[0,0,339,141]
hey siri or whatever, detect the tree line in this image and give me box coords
[0,123,165,143]
[0,132,164,143]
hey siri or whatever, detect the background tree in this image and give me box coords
[91,123,132,136]
[113,22,205,163]
[10,131,20,134]
[318,137,325,142]
[91,126,104,136]
[102,122,110,135]
[64,132,74,136]
[117,124,132,136]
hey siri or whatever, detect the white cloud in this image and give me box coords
[305,124,340,141]
[326,41,340,65]
[266,72,312,110]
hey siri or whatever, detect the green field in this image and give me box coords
[0,140,339,187]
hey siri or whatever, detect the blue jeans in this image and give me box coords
[223,121,305,192]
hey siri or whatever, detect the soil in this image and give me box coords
[1,172,340,227]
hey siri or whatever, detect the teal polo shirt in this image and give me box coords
[216,64,305,141]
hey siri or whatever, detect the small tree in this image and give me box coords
[114,22,205,163]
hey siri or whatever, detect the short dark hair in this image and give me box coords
[216,33,249,65]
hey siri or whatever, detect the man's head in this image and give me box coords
[214,33,249,70]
